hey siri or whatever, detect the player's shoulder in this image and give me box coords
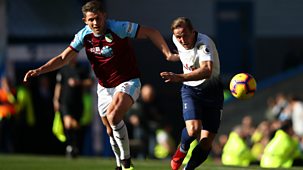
[106,19,139,38]
[106,19,128,30]
[196,33,214,44]
[196,33,216,50]
[75,25,93,39]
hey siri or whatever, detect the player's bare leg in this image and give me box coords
[171,120,201,170]
[107,92,134,169]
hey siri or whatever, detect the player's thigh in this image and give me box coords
[108,92,134,116]
[97,84,114,117]
[107,78,141,122]
[201,108,222,133]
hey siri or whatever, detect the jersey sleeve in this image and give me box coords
[70,25,92,52]
[197,44,212,62]
[107,20,139,39]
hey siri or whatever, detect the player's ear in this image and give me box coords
[82,17,87,24]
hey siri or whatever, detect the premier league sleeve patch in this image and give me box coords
[203,46,210,54]
[197,43,210,55]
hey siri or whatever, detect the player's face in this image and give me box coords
[83,11,107,35]
[173,26,195,50]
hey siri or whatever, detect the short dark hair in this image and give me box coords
[171,17,194,32]
[81,0,105,17]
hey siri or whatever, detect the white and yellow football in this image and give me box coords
[229,73,257,100]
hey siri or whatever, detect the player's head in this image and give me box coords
[141,84,156,103]
[171,17,196,50]
[82,0,107,35]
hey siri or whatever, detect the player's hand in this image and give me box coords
[23,69,41,82]
[160,72,183,83]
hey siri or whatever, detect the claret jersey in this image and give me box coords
[70,19,140,88]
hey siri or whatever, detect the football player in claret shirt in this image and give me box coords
[23,1,178,169]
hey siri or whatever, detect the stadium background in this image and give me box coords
[1,0,303,156]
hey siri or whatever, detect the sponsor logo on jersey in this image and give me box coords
[89,46,113,57]
[89,47,102,55]
[184,64,197,71]
[101,46,113,57]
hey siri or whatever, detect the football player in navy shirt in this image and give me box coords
[23,1,178,169]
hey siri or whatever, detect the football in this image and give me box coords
[229,73,257,100]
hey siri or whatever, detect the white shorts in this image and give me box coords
[97,78,141,117]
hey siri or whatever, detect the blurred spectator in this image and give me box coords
[221,125,255,167]
[241,115,255,145]
[32,75,61,154]
[126,102,148,159]
[287,96,303,137]
[211,134,228,163]
[12,82,37,153]
[126,83,163,159]
[154,124,175,159]
[264,97,277,121]
[260,120,302,168]
[250,120,270,163]
[0,75,16,153]
[53,58,92,158]
[270,93,289,120]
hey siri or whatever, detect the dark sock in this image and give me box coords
[65,128,79,157]
[66,129,78,146]
[121,158,131,168]
[180,128,196,151]
[185,142,210,170]
[115,166,122,170]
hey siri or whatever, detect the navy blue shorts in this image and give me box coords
[181,79,224,133]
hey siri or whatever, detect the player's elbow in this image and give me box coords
[166,55,174,61]
[165,53,179,62]
[204,71,212,79]
[137,26,158,39]
[202,65,213,79]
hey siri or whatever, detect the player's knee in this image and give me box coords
[107,110,123,125]
[187,128,200,137]
[106,127,113,137]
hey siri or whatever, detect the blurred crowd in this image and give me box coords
[1,66,303,168]
[211,93,303,168]
[0,67,176,159]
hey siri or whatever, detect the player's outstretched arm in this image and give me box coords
[160,61,213,83]
[136,26,179,62]
[23,47,78,82]
[160,71,183,83]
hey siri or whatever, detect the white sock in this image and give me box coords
[109,136,121,167]
[111,120,130,160]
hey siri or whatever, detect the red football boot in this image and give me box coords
[171,147,187,170]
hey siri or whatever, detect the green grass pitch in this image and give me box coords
[0,154,302,170]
